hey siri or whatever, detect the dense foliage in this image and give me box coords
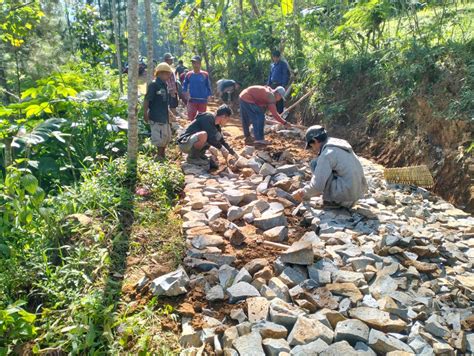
[0,0,472,353]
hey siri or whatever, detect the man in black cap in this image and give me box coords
[164,53,179,113]
[177,104,238,170]
[292,125,367,208]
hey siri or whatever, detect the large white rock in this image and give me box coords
[150,267,189,296]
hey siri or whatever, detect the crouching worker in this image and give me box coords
[144,62,174,160]
[177,104,238,170]
[292,125,368,208]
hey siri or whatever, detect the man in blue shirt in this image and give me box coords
[267,50,290,114]
[182,55,212,120]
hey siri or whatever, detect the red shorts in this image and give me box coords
[187,101,207,120]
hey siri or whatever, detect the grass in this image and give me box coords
[0,153,185,354]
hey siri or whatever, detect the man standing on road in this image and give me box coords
[292,125,367,208]
[267,50,290,114]
[239,85,290,145]
[163,53,179,114]
[182,55,212,120]
[177,104,238,170]
[175,59,187,77]
[143,62,175,160]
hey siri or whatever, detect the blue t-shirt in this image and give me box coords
[182,70,212,103]
[267,60,290,87]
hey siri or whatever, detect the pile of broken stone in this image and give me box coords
[137,141,474,356]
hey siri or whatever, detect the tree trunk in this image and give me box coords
[64,0,73,48]
[293,0,304,71]
[239,0,245,30]
[127,0,139,164]
[144,0,154,84]
[111,0,123,94]
[197,16,211,78]
[4,138,12,168]
[248,0,260,17]
[0,63,9,105]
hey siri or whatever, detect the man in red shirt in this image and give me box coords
[239,85,290,145]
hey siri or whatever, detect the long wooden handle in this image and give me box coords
[284,87,316,114]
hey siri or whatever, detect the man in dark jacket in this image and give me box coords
[267,50,290,114]
[177,104,238,169]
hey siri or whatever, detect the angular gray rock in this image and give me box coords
[224,189,244,206]
[227,282,260,303]
[290,339,329,355]
[150,267,189,296]
[253,212,288,231]
[280,240,314,265]
[269,298,304,329]
[191,234,225,249]
[252,320,288,339]
[262,338,290,356]
[268,277,291,302]
[219,265,238,289]
[354,342,377,356]
[349,307,407,333]
[227,206,245,221]
[233,331,265,356]
[263,226,288,242]
[260,162,277,176]
[287,315,334,346]
[279,266,306,287]
[368,329,414,354]
[319,341,358,355]
[247,297,270,323]
[335,319,370,345]
[234,267,252,285]
[308,266,332,284]
[206,285,224,301]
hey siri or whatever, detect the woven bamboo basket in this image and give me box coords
[384,165,434,188]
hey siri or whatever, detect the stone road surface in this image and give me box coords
[142,113,474,356]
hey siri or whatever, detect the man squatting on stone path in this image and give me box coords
[292,125,368,208]
[177,104,239,170]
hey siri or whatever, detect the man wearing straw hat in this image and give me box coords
[292,125,367,208]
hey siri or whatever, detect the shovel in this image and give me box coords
[280,87,317,121]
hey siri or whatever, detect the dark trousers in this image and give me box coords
[270,82,285,114]
[239,99,265,141]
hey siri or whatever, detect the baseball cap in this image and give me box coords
[305,125,327,149]
[191,55,202,62]
[163,53,174,60]
[274,86,286,101]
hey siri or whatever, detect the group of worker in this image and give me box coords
[144,51,367,208]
